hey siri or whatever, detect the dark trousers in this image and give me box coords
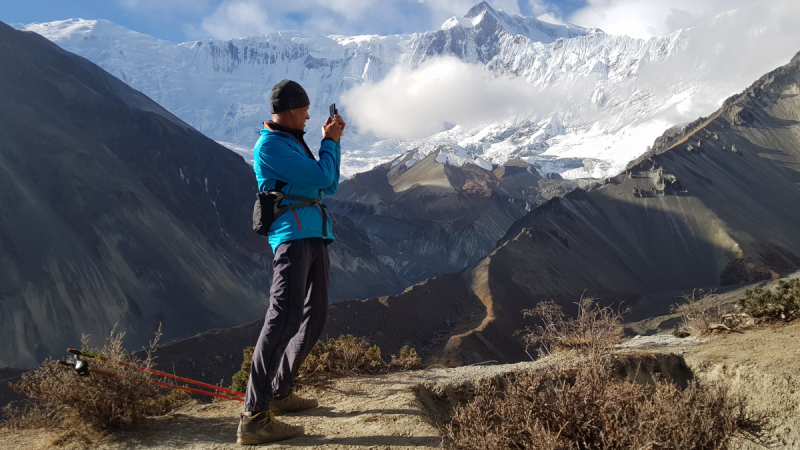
[244,238,329,412]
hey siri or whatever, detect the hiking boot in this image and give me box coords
[236,410,303,445]
[269,392,319,414]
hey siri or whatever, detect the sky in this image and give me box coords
[0,0,758,42]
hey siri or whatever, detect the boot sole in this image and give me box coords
[269,403,319,415]
[237,431,303,445]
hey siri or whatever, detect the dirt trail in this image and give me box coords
[0,372,444,450]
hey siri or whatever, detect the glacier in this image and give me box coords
[15,1,800,179]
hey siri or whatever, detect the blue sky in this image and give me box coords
[1,0,748,42]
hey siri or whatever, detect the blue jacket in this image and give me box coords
[253,123,341,252]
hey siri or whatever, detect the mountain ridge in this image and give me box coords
[17,2,788,180]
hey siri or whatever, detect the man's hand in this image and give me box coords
[322,114,346,142]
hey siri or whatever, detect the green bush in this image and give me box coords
[671,325,691,338]
[301,335,386,377]
[231,346,255,395]
[738,278,800,320]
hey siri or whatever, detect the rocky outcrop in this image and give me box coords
[328,149,544,283]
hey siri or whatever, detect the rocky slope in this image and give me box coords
[0,22,404,368]
[17,2,798,179]
[328,147,598,282]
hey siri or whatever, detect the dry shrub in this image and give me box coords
[672,290,750,336]
[518,296,626,360]
[231,335,422,391]
[739,278,800,321]
[390,346,422,370]
[444,362,770,450]
[444,294,773,449]
[300,335,386,378]
[1,401,59,430]
[2,326,189,440]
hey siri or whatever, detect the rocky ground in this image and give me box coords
[3,317,799,449]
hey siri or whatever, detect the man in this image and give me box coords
[237,79,345,445]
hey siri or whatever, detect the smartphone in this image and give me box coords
[329,103,337,120]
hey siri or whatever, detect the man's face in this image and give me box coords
[290,106,311,130]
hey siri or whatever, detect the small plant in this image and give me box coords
[738,278,800,320]
[301,335,386,378]
[231,346,255,395]
[1,326,188,444]
[390,346,422,370]
[517,296,626,360]
[671,325,691,338]
[671,290,744,335]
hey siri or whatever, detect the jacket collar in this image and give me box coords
[263,121,314,159]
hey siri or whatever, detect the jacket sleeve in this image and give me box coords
[321,139,341,195]
[257,137,338,189]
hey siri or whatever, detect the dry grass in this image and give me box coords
[672,290,751,336]
[231,335,422,392]
[1,326,190,444]
[300,335,387,378]
[517,296,626,360]
[444,362,770,450]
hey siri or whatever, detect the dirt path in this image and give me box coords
[1,372,444,450]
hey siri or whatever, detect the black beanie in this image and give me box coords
[270,80,310,114]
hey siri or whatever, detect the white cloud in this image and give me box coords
[635,0,800,109]
[528,0,564,23]
[567,0,750,39]
[201,1,271,39]
[119,0,209,13]
[340,56,594,139]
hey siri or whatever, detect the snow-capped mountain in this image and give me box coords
[15,1,799,179]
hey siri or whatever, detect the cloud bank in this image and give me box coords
[566,0,751,39]
[340,56,596,140]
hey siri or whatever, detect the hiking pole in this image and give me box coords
[56,359,244,402]
[67,348,245,399]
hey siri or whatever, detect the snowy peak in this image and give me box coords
[21,18,162,45]
[463,1,497,20]
[442,1,597,44]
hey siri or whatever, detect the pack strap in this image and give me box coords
[270,192,333,238]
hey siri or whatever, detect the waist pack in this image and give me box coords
[252,181,331,237]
